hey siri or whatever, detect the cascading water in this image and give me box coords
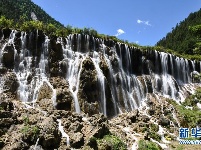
[91,51,107,115]
[0,30,200,117]
[0,30,56,106]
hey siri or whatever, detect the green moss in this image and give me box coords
[183,87,201,108]
[96,135,127,150]
[175,145,184,150]
[167,98,201,128]
[150,123,159,132]
[149,131,161,142]
[21,116,40,142]
[138,140,160,150]
[21,125,40,142]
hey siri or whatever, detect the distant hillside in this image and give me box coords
[0,0,63,27]
[156,8,201,54]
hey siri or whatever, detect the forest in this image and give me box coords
[156,8,201,55]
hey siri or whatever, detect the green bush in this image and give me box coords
[97,135,127,150]
[138,140,160,150]
[0,16,13,29]
[149,131,161,142]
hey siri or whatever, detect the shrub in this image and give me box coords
[97,135,127,150]
[138,140,160,150]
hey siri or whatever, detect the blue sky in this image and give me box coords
[32,0,201,46]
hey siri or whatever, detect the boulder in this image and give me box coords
[70,132,84,149]
[38,117,61,149]
[56,88,73,111]
[159,116,170,127]
[37,81,53,101]
[2,72,19,95]
[50,77,74,111]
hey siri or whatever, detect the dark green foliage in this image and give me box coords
[0,0,63,27]
[189,25,201,38]
[189,25,201,54]
[156,8,201,54]
[149,131,161,142]
[138,140,160,150]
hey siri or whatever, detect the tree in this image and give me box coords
[0,16,13,29]
[189,25,201,54]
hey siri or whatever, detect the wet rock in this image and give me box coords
[49,62,60,77]
[59,60,68,77]
[159,116,170,127]
[68,120,83,133]
[79,57,101,113]
[14,34,22,52]
[70,132,84,149]
[83,101,99,116]
[0,67,7,74]
[0,111,12,118]
[0,118,14,127]
[56,88,73,111]
[99,55,109,78]
[2,44,14,68]
[2,28,12,39]
[49,39,63,77]
[3,72,19,94]
[144,76,153,93]
[0,99,14,111]
[50,77,74,111]
[91,123,110,139]
[38,117,61,149]
[3,141,29,150]
[37,81,53,101]
[127,110,139,123]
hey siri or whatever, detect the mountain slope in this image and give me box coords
[0,0,63,27]
[156,8,201,54]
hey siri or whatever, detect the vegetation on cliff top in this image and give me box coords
[156,8,201,55]
[0,0,201,61]
[1,14,201,61]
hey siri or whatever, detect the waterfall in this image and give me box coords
[91,51,107,116]
[57,119,70,145]
[0,30,200,116]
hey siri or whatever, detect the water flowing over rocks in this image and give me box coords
[0,29,201,149]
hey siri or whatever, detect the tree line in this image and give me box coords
[156,8,201,55]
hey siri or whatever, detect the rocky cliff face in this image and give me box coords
[0,29,201,149]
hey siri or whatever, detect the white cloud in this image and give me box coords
[137,19,151,26]
[115,29,125,36]
[137,19,142,24]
